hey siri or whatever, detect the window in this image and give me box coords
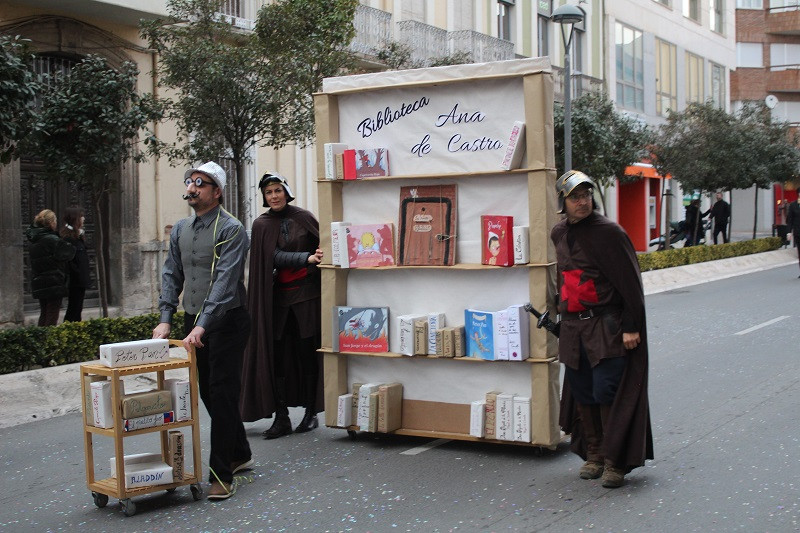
[769,0,800,13]
[710,62,725,108]
[770,43,800,70]
[656,39,677,115]
[616,23,644,111]
[686,53,704,104]
[737,0,763,8]
[498,0,514,41]
[683,0,700,21]
[538,15,549,57]
[736,43,763,68]
[710,0,724,33]
[654,0,670,6]
[774,101,800,125]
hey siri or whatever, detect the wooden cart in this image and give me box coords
[80,340,203,516]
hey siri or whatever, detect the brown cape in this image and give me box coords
[552,212,654,472]
[239,205,323,422]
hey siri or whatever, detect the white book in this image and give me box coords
[164,378,192,422]
[492,309,509,361]
[337,223,352,268]
[427,312,446,355]
[99,338,170,368]
[500,121,526,170]
[330,221,351,267]
[470,400,486,438]
[337,393,353,426]
[91,381,114,429]
[495,393,514,441]
[123,411,174,432]
[513,396,531,442]
[324,143,348,180]
[357,383,381,431]
[124,461,174,489]
[506,304,530,361]
[110,452,162,477]
[395,314,425,356]
[513,225,529,264]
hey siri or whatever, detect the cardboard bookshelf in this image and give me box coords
[314,58,561,448]
[80,340,203,516]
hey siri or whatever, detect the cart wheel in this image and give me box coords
[347,429,357,440]
[92,491,108,508]
[190,483,203,501]
[166,487,177,493]
[532,447,545,457]
[120,498,136,517]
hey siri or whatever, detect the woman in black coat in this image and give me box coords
[25,209,75,326]
[60,206,91,322]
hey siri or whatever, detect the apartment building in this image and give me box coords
[731,0,800,234]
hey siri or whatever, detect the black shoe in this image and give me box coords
[262,414,293,439]
[294,409,319,433]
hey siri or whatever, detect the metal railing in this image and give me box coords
[214,0,266,31]
[552,67,605,102]
[448,30,515,63]
[350,4,393,56]
[397,20,449,65]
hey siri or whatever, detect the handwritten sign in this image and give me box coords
[338,77,525,175]
[99,339,170,368]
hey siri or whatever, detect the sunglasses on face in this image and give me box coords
[184,177,216,188]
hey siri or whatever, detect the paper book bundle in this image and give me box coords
[110,452,174,489]
[500,121,526,171]
[471,391,531,442]
[323,143,390,180]
[395,313,466,357]
[330,223,395,268]
[99,338,170,368]
[339,382,403,432]
[464,304,530,361]
[333,306,390,353]
[90,380,185,430]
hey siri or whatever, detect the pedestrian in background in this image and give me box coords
[153,161,253,500]
[707,192,731,244]
[684,199,704,246]
[26,209,75,326]
[551,170,654,488]
[60,206,91,322]
[787,196,800,278]
[240,172,324,439]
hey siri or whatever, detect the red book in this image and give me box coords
[481,215,514,266]
[343,149,357,180]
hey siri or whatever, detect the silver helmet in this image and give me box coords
[556,170,594,214]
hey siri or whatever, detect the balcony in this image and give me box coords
[448,30,516,63]
[397,20,449,66]
[767,65,800,93]
[214,0,266,32]
[767,4,800,35]
[552,67,605,102]
[350,4,393,56]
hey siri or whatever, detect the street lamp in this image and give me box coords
[551,4,585,172]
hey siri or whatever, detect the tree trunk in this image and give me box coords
[235,157,248,223]
[752,186,759,240]
[92,191,109,317]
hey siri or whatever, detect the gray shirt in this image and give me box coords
[159,205,249,330]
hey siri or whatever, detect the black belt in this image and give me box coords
[560,305,620,321]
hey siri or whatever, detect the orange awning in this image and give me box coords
[625,163,670,180]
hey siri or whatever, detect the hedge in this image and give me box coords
[637,237,782,272]
[0,312,184,375]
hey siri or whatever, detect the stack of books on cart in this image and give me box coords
[336,382,403,432]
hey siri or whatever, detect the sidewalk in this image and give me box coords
[1,247,796,429]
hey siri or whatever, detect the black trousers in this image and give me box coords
[64,286,86,322]
[712,222,728,244]
[184,306,252,484]
[38,298,61,326]
[564,341,626,405]
[795,231,800,270]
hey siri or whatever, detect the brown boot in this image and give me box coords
[602,462,625,488]
[576,403,604,480]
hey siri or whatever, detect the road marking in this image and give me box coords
[400,438,451,455]
[734,316,791,336]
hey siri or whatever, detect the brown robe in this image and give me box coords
[239,204,323,422]
[551,211,654,472]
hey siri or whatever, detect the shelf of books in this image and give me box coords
[80,339,203,515]
[314,58,561,448]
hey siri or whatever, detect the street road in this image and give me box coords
[1,265,798,532]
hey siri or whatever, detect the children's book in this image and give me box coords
[345,223,395,268]
[500,121,526,171]
[464,309,494,360]
[398,184,457,266]
[355,148,390,178]
[335,306,390,353]
[481,215,514,267]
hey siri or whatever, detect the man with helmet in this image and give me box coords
[153,161,253,500]
[240,172,324,440]
[551,170,653,488]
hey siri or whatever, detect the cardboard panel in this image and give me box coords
[401,399,470,434]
